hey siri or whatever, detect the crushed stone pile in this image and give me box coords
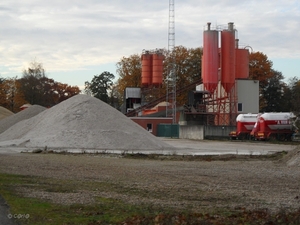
[283,146,300,167]
[0,106,14,121]
[0,105,46,134]
[0,94,173,151]
[279,145,300,167]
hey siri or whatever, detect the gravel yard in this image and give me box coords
[0,143,300,214]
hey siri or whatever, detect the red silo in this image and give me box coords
[221,22,236,93]
[202,22,219,93]
[152,53,164,87]
[235,48,249,79]
[141,53,152,87]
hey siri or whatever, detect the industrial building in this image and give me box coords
[125,22,259,139]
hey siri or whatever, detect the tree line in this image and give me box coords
[1,46,299,114]
[86,46,300,114]
[0,61,80,112]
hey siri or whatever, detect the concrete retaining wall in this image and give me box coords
[179,125,204,140]
[179,125,236,140]
[204,125,235,139]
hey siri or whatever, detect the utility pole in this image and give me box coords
[167,0,176,124]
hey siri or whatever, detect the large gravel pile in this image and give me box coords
[0,94,173,151]
[0,105,46,134]
[0,106,14,120]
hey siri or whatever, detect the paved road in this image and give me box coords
[161,138,296,155]
[0,138,296,155]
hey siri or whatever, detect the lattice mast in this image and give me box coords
[167,0,176,123]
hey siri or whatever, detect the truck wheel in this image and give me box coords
[278,134,285,141]
[268,134,277,141]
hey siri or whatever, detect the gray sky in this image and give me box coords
[0,0,299,89]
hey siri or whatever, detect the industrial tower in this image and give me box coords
[167,0,176,124]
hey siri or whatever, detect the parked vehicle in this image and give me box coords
[250,112,298,141]
[229,113,258,140]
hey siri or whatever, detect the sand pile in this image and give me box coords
[0,105,46,134]
[0,94,172,151]
[0,106,14,120]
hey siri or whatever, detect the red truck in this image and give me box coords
[229,113,258,140]
[250,112,297,141]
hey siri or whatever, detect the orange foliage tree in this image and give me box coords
[115,46,202,107]
[249,51,274,111]
[0,77,25,112]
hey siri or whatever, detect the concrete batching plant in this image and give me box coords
[201,22,258,126]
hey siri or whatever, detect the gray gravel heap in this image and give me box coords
[0,105,46,134]
[0,94,173,151]
[0,106,14,121]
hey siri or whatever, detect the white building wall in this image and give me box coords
[236,79,259,114]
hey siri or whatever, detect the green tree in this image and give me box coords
[84,71,115,104]
[18,61,47,105]
[261,70,285,112]
[289,77,300,113]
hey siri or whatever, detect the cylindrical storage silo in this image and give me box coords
[152,53,164,87]
[221,23,235,93]
[202,23,219,93]
[141,53,152,87]
[235,49,249,79]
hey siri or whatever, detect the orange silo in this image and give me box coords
[221,22,236,93]
[202,22,219,93]
[152,53,164,87]
[235,40,249,79]
[141,52,152,87]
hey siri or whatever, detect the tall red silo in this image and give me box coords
[221,22,235,93]
[152,53,164,87]
[202,22,219,93]
[235,48,249,79]
[141,53,152,87]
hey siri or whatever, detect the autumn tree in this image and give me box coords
[115,46,202,107]
[0,77,5,107]
[0,77,25,112]
[18,61,80,107]
[115,54,141,95]
[52,82,81,104]
[249,52,275,111]
[84,71,115,104]
[165,46,202,105]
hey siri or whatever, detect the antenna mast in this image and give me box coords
[167,0,176,123]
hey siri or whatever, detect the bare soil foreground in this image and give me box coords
[1,143,300,224]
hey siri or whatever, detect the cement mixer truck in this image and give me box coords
[250,112,298,141]
[229,113,258,140]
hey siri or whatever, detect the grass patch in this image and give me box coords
[0,173,171,225]
[1,172,300,224]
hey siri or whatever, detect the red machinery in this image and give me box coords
[250,112,297,141]
[229,113,258,140]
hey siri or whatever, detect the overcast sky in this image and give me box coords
[0,0,299,89]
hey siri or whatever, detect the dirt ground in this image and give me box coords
[0,144,300,215]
